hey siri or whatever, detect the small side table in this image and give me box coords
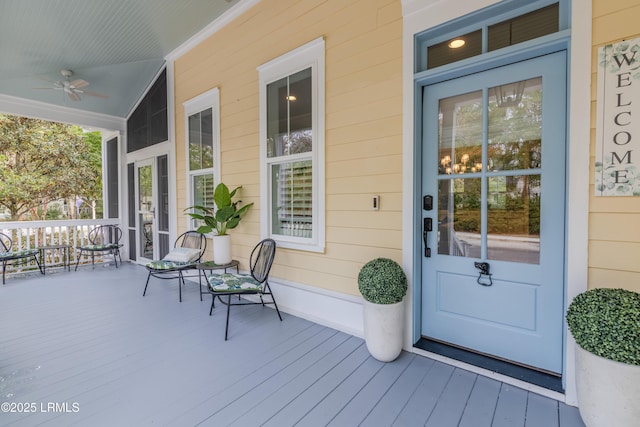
[38,244,71,274]
[196,260,239,301]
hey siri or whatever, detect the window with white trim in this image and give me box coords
[183,88,221,229]
[259,38,325,252]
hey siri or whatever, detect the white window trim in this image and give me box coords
[258,37,325,252]
[183,88,221,230]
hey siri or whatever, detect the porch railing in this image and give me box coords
[0,218,123,280]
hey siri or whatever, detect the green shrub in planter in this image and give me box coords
[358,258,407,304]
[566,287,640,365]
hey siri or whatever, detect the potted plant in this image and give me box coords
[186,183,253,265]
[566,287,640,427]
[358,257,408,362]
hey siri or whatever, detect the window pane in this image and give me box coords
[427,30,482,70]
[271,160,312,238]
[201,108,214,169]
[193,174,215,208]
[189,107,214,171]
[189,112,202,171]
[488,77,542,171]
[488,3,559,52]
[438,91,483,176]
[267,68,312,157]
[487,174,540,264]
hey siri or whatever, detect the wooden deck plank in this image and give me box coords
[196,331,352,426]
[525,392,560,427]
[73,313,317,426]
[492,383,529,427]
[261,342,371,426]
[0,264,586,427]
[458,374,502,427]
[294,355,386,426]
[228,335,363,426]
[559,403,586,427]
[327,351,415,426]
[162,327,341,426]
[392,361,455,426]
[425,368,477,427]
[361,355,435,426]
[98,317,317,426]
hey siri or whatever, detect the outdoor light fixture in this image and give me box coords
[448,39,465,49]
[286,95,297,101]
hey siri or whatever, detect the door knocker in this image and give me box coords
[474,262,493,286]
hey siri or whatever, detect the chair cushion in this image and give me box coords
[208,273,262,292]
[79,243,119,251]
[163,247,201,263]
[146,260,195,271]
[0,249,39,260]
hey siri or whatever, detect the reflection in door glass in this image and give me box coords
[138,165,154,259]
[488,78,542,171]
[487,175,540,264]
[438,91,483,176]
[438,178,480,258]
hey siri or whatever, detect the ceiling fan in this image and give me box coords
[35,69,108,101]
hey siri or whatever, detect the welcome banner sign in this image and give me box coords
[595,37,640,196]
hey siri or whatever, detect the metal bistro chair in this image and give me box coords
[75,225,123,271]
[207,239,282,340]
[0,232,43,284]
[143,231,206,302]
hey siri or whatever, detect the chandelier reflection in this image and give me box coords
[440,153,483,174]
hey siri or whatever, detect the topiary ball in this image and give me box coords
[566,287,640,365]
[358,258,407,304]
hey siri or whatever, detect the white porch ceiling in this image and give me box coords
[0,0,238,119]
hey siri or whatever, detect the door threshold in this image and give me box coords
[415,338,563,393]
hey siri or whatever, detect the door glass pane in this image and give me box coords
[138,165,153,259]
[487,174,540,264]
[488,77,542,171]
[438,177,480,258]
[438,91,483,176]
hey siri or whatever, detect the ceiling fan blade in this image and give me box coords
[70,79,89,89]
[36,75,57,84]
[68,91,81,102]
[78,89,109,99]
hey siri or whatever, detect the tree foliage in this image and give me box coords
[0,114,102,220]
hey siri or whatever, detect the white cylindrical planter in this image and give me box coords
[575,344,640,427]
[362,299,404,362]
[213,235,232,265]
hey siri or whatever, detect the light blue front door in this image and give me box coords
[421,52,566,373]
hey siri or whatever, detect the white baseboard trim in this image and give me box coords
[267,278,365,338]
[214,275,365,338]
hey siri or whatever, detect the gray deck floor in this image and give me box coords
[0,263,585,427]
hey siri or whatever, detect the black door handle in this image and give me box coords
[423,217,432,257]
